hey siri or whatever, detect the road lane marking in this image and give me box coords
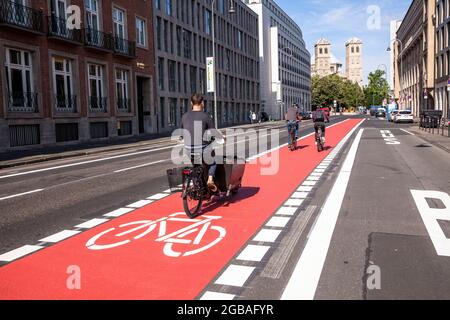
[39,230,81,243]
[75,219,109,229]
[400,128,415,136]
[214,265,256,287]
[302,181,317,186]
[103,208,135,218]
[275,207,298,216]
[297,186,313,192]
[236,245,271,262]
[281,127,364,300]
[0,189,44,201]
[411,190,450,257]
[126,200,154,208]
[114,159,169,173]
[381,130,401,145]
[285,199,304,207]
[0,245,43,262]
[291,192,309,199]
[147,193,170,200]
[266,217,291,228]
[253,229,282,243]
[200,291,235,300]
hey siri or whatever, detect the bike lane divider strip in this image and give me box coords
[281,128,365,300]
[200,119,365,300]
[0,119,363,300]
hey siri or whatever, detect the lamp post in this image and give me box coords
[387,39,403,109]
[211,0,235,129]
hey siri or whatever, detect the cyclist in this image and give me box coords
[312,105,329,144]
[285,103,301,146]
[181,93,222,192]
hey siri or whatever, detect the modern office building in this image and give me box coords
[395,0,435,116]
[154,0,260,131]
[435,0,450,119]
[0,0,155,152]
[245,0,311,119]
[312,38,342,78]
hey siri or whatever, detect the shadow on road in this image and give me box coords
[199,186,260,215]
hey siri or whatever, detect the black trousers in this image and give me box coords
[314,122,326,136]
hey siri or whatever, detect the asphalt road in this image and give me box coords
[1,114,449,300]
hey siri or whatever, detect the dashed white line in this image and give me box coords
[0,189,44,201]
[253,229,282,243]
[266,216,291,228]
[147,193,170,200]
[39,230,81,243]
[75,218,109,229]
[0,245,43,262]
[298,186,313,192]
[236,245,271,262]
[114,159,169,173]
[104,208,135,218]
[215,265,256,287]
[302,181,317,186]
[126,200,154,208]
[200,291,236,300]
[285,199,304,207]
[291,192,309,199]
[400,128,415,136]
[275,206,298,216]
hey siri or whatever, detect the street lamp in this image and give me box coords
[212,0,236,128]
[387,39,403,109]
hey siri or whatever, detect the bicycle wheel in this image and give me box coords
[183,176,203,218]
[290,129,296,151]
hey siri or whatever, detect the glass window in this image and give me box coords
[165,0,172,16]
[113,7,126,39]
[136,17,147,46]
[53,57,73,109]
[5,48,34,109]
[116,69,129,110]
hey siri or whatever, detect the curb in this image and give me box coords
[409,129,450,154]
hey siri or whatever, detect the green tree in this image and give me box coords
[363,70,390,107]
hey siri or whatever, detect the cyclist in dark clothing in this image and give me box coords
[181,94,221,192]
[311,105,329,143]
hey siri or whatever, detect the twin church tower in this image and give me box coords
[311,37,363,87]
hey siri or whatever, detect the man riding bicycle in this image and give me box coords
[312,105,329,144]
[181,93,222,192]
[285,103,302,146]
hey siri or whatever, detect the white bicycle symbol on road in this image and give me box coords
[86,213,226,258]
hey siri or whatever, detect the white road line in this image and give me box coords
[285,199,304,207]
[75,218,109,229]
[266,216,291,228]
[0,189,44,201]
[237,245,271,262]
[291,192,309,199]
[400,128,415,136]
[215,265,255,287]
[275,206,298,216]
[147,193,169,200]
[253,229,282,243]
[306,176,320,181]
[200,292,236,300]
[126,200,154,208]
[104,208,135,218]
[298,186,313,192]
[0,146,176,180]
[281,127,364,300]
[0,245,43,262]
[302,181,317,186]
[39,230,81,243]
[114,159,169,173]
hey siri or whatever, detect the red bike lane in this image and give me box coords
[0,119,362,300]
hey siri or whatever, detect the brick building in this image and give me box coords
[0,0,156,152]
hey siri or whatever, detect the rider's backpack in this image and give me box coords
[315,109,325,121]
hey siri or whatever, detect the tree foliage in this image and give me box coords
[363,70,390,107]
[311,74,365,110]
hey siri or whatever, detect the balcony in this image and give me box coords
[0,0,43,33]
[84,28,113,52]
[7,92,39,112]
[89,96,108,113]
[113,36,136,58]
[54,94,77,112]
[48,15,82,43]
[117,98,131,112]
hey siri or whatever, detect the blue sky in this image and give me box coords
[275,0,411,85]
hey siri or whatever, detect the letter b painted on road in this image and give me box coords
[411,190,450,257]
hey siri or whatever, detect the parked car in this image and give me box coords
[395,110,414,123]
[389,110,399,122]
[375,108,386,118]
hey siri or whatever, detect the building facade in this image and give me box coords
[245,0,311,119]
[395,0,435,117]
[435,0,450,119]
[390,19,402,94]
[0,0,156,152]
[345,37,363,86]
[154,0,260,131]
[311,38,342,77]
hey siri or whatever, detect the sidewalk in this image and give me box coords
[407,125,450,153]
[0,121,285,169]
